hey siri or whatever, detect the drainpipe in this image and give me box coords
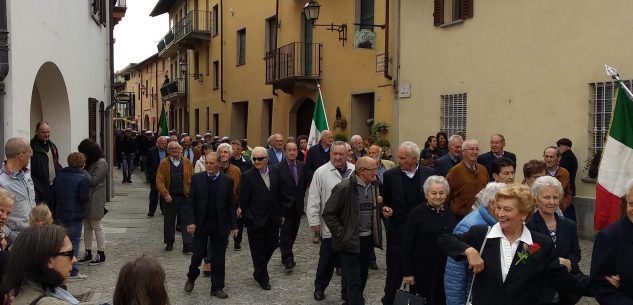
[0,0,8,159]
[105,0,115,201]
[220,0,225,103]
[271,0,279,97]
[383,0,392,80]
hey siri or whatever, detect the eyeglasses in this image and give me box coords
[54,250,74,258]
[252,157,267,162]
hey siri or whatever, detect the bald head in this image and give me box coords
[356,156,376,169]
[355,156,378,184]
[5,138,30,159]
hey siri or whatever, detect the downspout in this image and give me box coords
[0,0,8,159]
[220,0,225,103]
[272,0,279,97]
[105,0,115,201]
[383,0,392,80]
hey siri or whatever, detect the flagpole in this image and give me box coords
[605,64,633,100]
[316,80,330,130]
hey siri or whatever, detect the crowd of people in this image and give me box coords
[0,122,631,305]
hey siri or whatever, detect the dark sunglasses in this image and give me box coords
[252,157,267,162]
[54,250,74,258]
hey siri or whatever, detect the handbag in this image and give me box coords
[466,226,491,305]
[394,282,426,305]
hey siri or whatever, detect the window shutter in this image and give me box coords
[88,98,98,141]
[462,0,473,19]
[433,0,444,26]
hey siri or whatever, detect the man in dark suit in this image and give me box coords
[146,136,167,217]
[381,141,435,305]
[267,133,284,166]
[477,134,517,181]
[306,130,334,181]
[182,151,238,299]
[556,138,578,196]
[276,141,307,270]
[240,147,281,290]
[230,140,253,173]
[434,135,463,177]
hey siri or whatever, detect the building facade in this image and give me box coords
[150,0,395,146]
[396,0,633,237]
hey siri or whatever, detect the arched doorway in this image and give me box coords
[30,62,71,165]
[289,98,315,138]
[144,114,150,130]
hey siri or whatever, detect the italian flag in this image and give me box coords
[595,83,633,230]
[158,101,168,136]
[307,84,329,147]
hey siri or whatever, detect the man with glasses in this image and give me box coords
[323,156,382,305]
[446,139,488,221]
[156,141,194,252]
[477,134,517,181]
[240,147,281,290]
[0,138,36,242]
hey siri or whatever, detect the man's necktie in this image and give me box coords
[290,163,298,185]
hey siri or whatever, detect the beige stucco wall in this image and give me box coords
[398,0,633,199]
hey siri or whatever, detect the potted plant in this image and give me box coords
[334,106,348,129]
[333,133,348,142]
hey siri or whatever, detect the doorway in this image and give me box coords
[350,93,375,139]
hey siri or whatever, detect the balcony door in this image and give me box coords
[302,13,313,76]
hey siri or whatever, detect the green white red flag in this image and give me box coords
[307,84,329,147]
[595,84,633,230]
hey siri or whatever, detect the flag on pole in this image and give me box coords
[158,101,168,136]
[595,84,633,230]
[307,83,329,147]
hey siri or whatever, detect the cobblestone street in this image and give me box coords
[66,168,599,305]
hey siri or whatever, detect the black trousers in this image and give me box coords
[382,242,402,305]
[163,195,193,246]
[341,236,372,305]
[315,238,343,294]
[148,180,163,215]
[233,217,244,246]
[247,221,279,282]
[187,222,227,290]
[279,213,301,264]
[563,204,576,222]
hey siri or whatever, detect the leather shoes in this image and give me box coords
[165,243,173,251]
[184,279,194,292]
[284,261,296,270]
[210,289,228,299]
[182,244,192,254]
[258,280,271,290]
[314,290,325,301]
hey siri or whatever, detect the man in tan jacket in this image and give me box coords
[156,141,194,252]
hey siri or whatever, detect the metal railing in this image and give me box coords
[265,42,322,83]
[160,78,186,97]
[173,10,211,42]
[157,29,175,53]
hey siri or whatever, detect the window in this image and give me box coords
[589,81,632,154]
[212,60,219,89]
[212,5,219,36]
[88,98,98,141]
[213,113,220,135]
[205,46,210,76]
[195,108,200,135]
[265,17,278,53]
[440,93,467,137]
[194,51,200,77]
[433,0,473,27]
[237,28,246,65]
[358,0,374,30]
[206,107,210,131]
[90,0,107,26]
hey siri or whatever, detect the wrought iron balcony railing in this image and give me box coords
[265,42,322,84]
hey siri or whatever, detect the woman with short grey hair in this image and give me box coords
[473,182,506,209]
[527,176,582,304]
[401,175,456,304]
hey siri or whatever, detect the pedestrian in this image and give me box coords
[323,156,383,305]
[277,141,307,270]
[307,141,355,301]
[146,136,168,217]
[77,138,108,266]
[52,152,90,280]
[156,141,194,252]
[120,129,137,183]
[113,254,171,305]
[267,134,285,165]
[435,131,448,157]
[434,135,463,177]
[0,137,36,243]
[297,135,309,162]
[477,134,517,182]
[446,139,488,221]
[305,130,334,181]
[240,147,281,290]
[2,224,80,304]
[28,204,53,226]
[194,143,213,174]
[29,121,62,213]
[380,141,435,305]
[522,159,546,187]
[420,135,438,167]
[543,146,573,220]
[230,140,254,173]
[0,187,15,279]
[182,151,237,298]
[350,135,367,163]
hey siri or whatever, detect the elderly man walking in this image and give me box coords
[30,121,61,210]
[434,135,463,177]
[156,141,194,252]
[446,139,488,220]
[0,138,36,242]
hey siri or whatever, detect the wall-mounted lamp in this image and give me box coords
[303,0,347,46]
[179,59,203,82]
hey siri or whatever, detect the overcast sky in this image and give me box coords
[114,1,168,72]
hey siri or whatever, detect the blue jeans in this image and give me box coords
[64,221,83,275]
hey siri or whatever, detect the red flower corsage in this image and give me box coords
[515,243,541,265]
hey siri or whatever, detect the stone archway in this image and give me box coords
[289,97,315,138]
[30,62,71,165]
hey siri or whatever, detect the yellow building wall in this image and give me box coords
[398,0,633,198]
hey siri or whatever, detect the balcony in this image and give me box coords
[113,0,127,25]
[173,10,212,49]
[160,78,186,100]
[265,42,322,93]
[157,29,177,57]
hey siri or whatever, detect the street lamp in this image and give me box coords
[303,0,347,45]
[179,59,203,81]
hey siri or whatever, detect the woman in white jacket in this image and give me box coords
[194,143,213,173]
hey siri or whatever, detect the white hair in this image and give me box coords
[217,143,233,155]
[476,182,506,208]
[461,139,479,150]
[399,141,421,160]
[251,146,268,159]
[351,135,362,142]
[423,175,450,194]
[531,176,563,198]
[448,135,464,146]
[625,178,633,197]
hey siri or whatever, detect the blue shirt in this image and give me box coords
[159,149,166,160]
